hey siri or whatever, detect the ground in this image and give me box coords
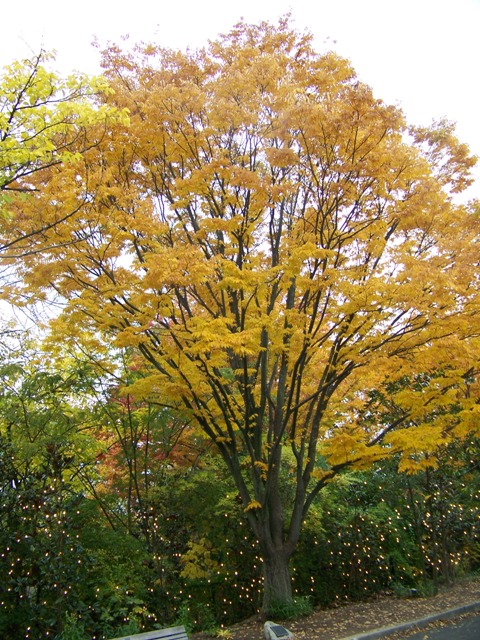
[201,577,480,640]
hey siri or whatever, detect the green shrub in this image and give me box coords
[175,600,218,634]
[266,596,313,620]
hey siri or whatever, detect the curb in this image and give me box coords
[336,601,480,640]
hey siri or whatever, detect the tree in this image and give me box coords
[86,354,206,543]
[0,332,167,638]
[0,334,99,638]
[3,19,480,612]
[0,49,124,260]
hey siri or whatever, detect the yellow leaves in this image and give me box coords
[0,50,123,194]
[254,460,269,480]
[245,500,262,511]
[144,244,213,288]
[397,455,439,475]
[265,147,298,168]
[4,20,480,534]
[455,404,480,439]
[311,468,332,482]
[384,420,460,475]
[322,431,386,469]
[180,538,222,580]
[229,166,262,192]
[410,118,477,193]
[386,425,446,454]
[182,316,232,357]
[118,374,165,402]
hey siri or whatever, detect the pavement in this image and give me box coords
[337,601,480,640]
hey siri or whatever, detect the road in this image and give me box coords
[403,612,480,639]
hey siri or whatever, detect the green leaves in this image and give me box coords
[2,51,79,190]
[0,49,127,262]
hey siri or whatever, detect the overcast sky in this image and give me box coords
[2,0,480,197]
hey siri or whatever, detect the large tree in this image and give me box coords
[3,19,480,611]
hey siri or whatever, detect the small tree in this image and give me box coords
[0,338,98,638]
[0,49,125,261]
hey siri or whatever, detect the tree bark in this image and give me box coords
[261,545,293,614]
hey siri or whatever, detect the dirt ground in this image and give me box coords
[205,577,480,640]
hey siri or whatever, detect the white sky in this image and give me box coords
[2,0,480,197]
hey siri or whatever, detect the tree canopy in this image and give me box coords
[1,19,479,611]
[0,49,125,260]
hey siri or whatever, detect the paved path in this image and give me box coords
[404,612,480,639]
[338,602,480,640]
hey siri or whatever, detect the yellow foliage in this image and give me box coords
[180,538,222,581]
[3,18,480,555]
[245,500,262,511]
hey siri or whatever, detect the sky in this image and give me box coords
[1,0,480,196]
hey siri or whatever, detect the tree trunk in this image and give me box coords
[261,546,293,614]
